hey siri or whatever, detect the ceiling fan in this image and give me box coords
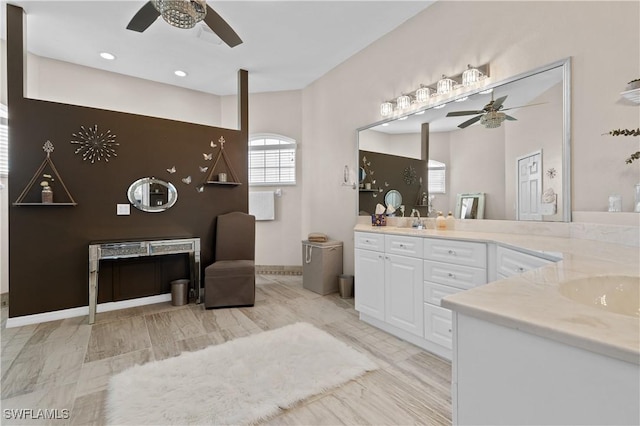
[127,0,243,48]
[446,94,519,129]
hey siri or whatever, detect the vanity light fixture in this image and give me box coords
[396,94,412,110]
[378,63,489,116]
[462,65,483,86]
[100,52,116,60]
[380,101,394,117]
[174,70,188,77]
[415,85,432,103]
[436,75,457,95]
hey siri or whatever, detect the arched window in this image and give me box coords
[249,134,296,186]
[428,159,446,194]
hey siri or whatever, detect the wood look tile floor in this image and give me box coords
[1,275,452,425]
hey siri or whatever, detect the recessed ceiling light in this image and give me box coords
[398,116,408,121]
[414,110,426,115]
[479,88,494,95]
[99,52,116,60]
[455,96,469,102]
[434,104,446,109]
[382,123,390,127]
[174,70,188,77]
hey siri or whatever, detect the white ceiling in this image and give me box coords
[1,1,435,95]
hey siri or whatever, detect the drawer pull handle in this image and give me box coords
[448,328,452,333]
[448,272,456,278]
[448,250,456,255]
[399,244,405,248]
[517,267,525,272]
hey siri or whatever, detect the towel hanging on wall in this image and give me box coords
[249,191,275,221]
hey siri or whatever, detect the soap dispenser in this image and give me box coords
[436,211,446,230]
[446,211,455,230]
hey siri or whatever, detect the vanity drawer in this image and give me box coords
[424,260,487,290]
[496,245,554,277]
[424,303,453,350]
[424,238,486,268]
[354,232,385,252]
[424,281,465,306]
[385,235,423,258]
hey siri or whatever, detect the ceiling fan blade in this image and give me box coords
[126,2,160,32]
[204,5,243,48]
[458,115,482,129]
[502,102,548,112]
[491,95,508,110]
[505,115,517,121]
[446,110,484,117]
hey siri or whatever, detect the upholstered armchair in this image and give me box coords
[204,212,256,309]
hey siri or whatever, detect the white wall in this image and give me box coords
[247,91,304,267]
[301,0,639,275]
[359,129,423,160]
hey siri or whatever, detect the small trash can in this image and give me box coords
[338,274,354,299]
[171,279,189,306]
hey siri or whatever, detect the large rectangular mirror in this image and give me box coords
[357,58,571,222]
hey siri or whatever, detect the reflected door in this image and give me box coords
[517,150,542,221]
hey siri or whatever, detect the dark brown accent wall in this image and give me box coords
[7,5,249,317]
[358,150,428,217]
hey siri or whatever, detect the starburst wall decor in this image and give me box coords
[70,125,118,163]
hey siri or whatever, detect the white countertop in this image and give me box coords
[354,223,640,364]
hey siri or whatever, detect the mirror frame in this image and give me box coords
[356,58,571,222]
[455,192,486,219]
[127,177,178,213]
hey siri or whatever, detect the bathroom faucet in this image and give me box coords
[410,209,423,228]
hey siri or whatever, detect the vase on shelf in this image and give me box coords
[41,186,53,203]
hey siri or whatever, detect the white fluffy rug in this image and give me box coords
[106,322,377,425]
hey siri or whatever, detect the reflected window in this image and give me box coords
[428,160,446,194]
[249,133,296,186]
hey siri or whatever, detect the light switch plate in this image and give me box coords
[117,204,130,216]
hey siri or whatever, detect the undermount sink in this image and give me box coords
[558,276,640,318]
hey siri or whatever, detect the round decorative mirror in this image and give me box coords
[384,189,402,209]
[127,177,178,212]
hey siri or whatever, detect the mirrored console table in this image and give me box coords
[88,237,201,324]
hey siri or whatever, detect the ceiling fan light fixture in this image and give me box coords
[481,111,506,128]
[152,0,207,29]
[99,52,116,60]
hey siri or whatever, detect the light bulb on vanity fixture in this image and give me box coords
[396,94,411,110]
[437,75,457,95]
[380,101,394,117]
[415,85,432,103]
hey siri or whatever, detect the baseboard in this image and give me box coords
[256,265,302,275]
[5,294,172,328]
[1,292,7,308]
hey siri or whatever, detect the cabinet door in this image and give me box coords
[424,303,453,350]
[385,254,424,337]
[355,248,385,321]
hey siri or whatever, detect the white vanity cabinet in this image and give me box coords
[354,232,424,336]
[354,232,385,321]
[384,235,424,337]
[423,239,487,353]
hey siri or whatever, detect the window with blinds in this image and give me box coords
[428,159,446,194]
[0,104,7,177]
[249,134,296,186]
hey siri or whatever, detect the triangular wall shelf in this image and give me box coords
[204,136,242,186]
[13,141,77,206]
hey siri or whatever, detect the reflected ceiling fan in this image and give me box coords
[446,94,523,129]
[127,0,243,48]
